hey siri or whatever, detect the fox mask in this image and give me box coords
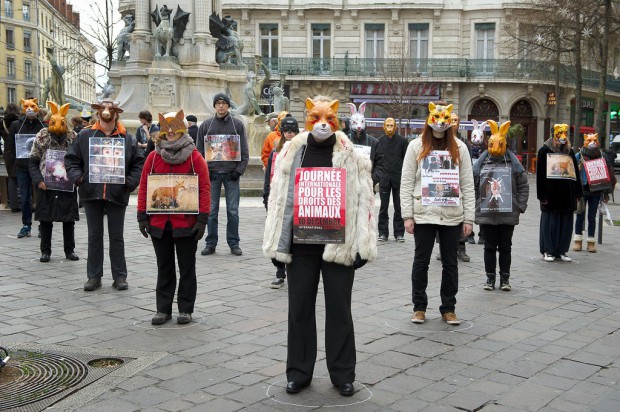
[584,133,599,149]
[553,124,569,144]
[21,98,40,118]
[305,98,340,141]
[427,102,453,132]
[158,109,187,141]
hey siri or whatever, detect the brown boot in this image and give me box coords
[587,237,597,253]
[573,235,583,251]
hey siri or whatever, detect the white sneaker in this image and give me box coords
[543,253,555,262]
[559,254,572,262]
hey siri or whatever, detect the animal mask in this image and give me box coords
[427,102,453,132]
[470,119,488,146]
[46,101,70,136]
[451,112,460,134]
[21,98,40,118]
[553,124,569,144]
[347,102,366,134]
[158,109,188,141]
[584,133,599,149]
[305,97,339,141]
[91,99,123,124]
[384,118,396,137]
[487,120,511,158]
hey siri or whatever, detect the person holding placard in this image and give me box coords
[400,102,475,326]
[65,99,144,292]
[573,133,616,253]
[28,101,79,263]
[263,96,377,397]
[536,124,582,262]
[137,110,210,326]
[8,98,46,238]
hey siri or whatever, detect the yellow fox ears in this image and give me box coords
[305,97,339,113]
[46,101,70,117]
[487,120,511,137]
[159,109,187,135]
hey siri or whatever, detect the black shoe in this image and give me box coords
[65,252,80,261]
[151,312,172,325]
[201,246,215,255]
[500,274,511,291]
[483,274,496,290]
[270,277,285,289]
[112,280,128,290]
[84,278,102,291]
[231,246,243,256]
[11,208,21,213]
[338,383,355,396]
[177,313,192,324]
[286,381,309,394]
[467,234,475,244]
[478,236,486,245]
[457,246,470,262]
[39,253,50,263]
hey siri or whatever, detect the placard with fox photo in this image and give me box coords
[204,134,241,161]
[146,174,199,214]
[88,137,125,184]
[546,153,576,181]
[44,149,74,192]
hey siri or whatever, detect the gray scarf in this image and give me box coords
[155,134,194,164]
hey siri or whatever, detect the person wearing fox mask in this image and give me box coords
[472,120,529,291]
[28,101,80,263]
[137,110,211,326]
[8,98,46,238]
[573,133,616,253]
[65,99,145,292]
[263,96,377,397]
[400,102,475,326]
[536,124,582,262]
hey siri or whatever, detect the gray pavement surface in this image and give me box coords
[1,175,620,411]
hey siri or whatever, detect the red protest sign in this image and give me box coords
[583,158,611,192]
[293,167,346,244]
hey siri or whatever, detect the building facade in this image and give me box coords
[223,0,620,154]
[1,0,95,109]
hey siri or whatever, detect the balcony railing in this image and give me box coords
[231,57,620,93]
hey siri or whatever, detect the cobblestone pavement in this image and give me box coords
[1,176,620,411]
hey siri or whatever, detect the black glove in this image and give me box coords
[139,220,150,238]
[229,171,241,181]
[352,253,367,270]
[192,220,206,241]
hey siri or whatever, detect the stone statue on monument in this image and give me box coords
[209,13,244,65]
[271,77,290,113]
[41,47,65,104]
[231,56,271,116]
[115,13,135,61]
[149,4,191,58]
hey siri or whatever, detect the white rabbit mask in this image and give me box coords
[347,102,367,134]
[471,119,488,146]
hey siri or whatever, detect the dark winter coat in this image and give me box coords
[196,113,249,175]
[349,129,384,186]
[28,128,79,222]
[536,144,582,212]
[64,122,145,206]
[187,124,199,145]
[377,132,409,188]
[575,148,617,196]
[137,143,211,239]
[473,151,529,226]
[9,115,46,172]
[1,112,20,177]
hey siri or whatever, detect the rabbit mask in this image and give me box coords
[487,120,511,158]
[471,119,488,146]
[347,102,367,134]
[46,101,70,136]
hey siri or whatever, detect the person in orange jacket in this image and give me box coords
[261,111,289,168]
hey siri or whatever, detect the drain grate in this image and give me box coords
[0,349,129,412]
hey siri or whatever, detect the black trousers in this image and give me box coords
[480,224,515,275]
[286,255,356,386]
[378,185,404,238]
[539,211,573,256]
[151,231,198,314]
[412,224,461,314]
[39,221,75,256]
[83,200,127,280]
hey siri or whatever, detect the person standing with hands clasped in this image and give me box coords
[401,102,475,326]
[137,110,210,325]
[263,96,377,397]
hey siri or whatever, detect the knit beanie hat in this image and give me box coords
[213,93,231,107]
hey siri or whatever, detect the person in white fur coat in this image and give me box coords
[263,96,377,397]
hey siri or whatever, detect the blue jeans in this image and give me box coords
[16,170,32,226]
[206,173,240,249]
[575,193,601,238]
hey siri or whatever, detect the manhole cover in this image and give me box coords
[0,349,129,412]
